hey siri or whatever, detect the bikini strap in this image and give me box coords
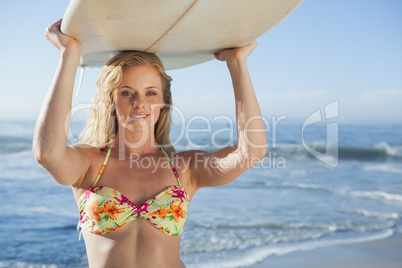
[92,138,114,188]
[158,146,181,187]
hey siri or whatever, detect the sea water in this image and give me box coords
[0,118,401,268]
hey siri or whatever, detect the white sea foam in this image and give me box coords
[374,142,402,157]
[260,181,325,190]
[0,262,58,268]
[363,164,402,174]
[181,223,328,255]
[185,230,394,268]
[250,180,402,203]
[182,219,393,257]
[344,190,402,202]
[353,209,399,219]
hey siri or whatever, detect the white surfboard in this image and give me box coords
[61,0,303,70]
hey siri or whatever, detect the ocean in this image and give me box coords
[1,118,401,268]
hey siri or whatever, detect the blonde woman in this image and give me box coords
[33,19,267,268]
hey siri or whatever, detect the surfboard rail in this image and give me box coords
[61,0,304,70]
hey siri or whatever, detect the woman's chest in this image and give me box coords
[90,156,179,205]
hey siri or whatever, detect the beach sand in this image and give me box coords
[251,233,402,268]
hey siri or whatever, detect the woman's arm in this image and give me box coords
[184,41,267,190]
[32,19,90,186]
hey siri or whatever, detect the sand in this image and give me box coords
[250,233,402,268]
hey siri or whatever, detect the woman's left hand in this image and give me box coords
[214,41,257,62]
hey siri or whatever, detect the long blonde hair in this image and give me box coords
[79,51,175,153]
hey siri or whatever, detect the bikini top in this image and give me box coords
[76,140,189,237]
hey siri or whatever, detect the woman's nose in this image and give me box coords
[132,94,145,108]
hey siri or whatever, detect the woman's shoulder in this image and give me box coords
[68,143,110,190]
[170,150,208,197]
[172,149,208,172]
[173,149,208,160]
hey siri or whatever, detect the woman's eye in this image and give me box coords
[147,91,157,96]
[122,91,131,96]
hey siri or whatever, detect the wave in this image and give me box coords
[363,164,402,174]
[0,136,32,154]
[352,209,399,219]
[174,142,402,161]
[1,129,401,161]
[185,230,394,268]
[188,221,339,232]
[270,142,402,161]
[245,180,402,203]
[188,220,394,235]
[0,260,88,268]
[343,190,402,202]
[182,219,394,255]
[0,262,59,268]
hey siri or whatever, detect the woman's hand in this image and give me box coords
[44,18,82,52]
[214,41,257,63]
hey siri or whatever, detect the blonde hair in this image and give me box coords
[79,51,175,153]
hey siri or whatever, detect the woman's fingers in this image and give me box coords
[214,51,225,61]
[45,18,82,51]
[214,41,257,62]
[243,41,257,56]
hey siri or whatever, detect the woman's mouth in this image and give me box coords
[130,114,149,120]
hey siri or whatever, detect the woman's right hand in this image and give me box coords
[44,18,82,52]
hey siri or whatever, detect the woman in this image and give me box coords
[33,19,267,268]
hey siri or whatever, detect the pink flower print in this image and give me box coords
[79,213,85,223]
[83,191,91,202]
[115,194,132,206]
[137,202,150,215]
[172,188,187,201]
[93,186,104,194]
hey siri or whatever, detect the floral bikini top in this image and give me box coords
[77,141,189,237]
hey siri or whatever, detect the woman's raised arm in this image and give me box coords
[183,41,267,191]
[32,19,90,186]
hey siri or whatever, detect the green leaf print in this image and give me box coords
[172,224,181,236]
[151,199,162,207]
[165,215,175,221]
[100,215,110,225]
[125,215,134,221]
[98,196,109,207]
[163,197,171,207]
[111,221,118,228]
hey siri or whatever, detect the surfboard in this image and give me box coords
[61,0,303,70]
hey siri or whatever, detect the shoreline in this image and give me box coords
[251,232,402,268]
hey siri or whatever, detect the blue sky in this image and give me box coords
[0,0,401,124]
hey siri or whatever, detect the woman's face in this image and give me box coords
[114,64,165,133]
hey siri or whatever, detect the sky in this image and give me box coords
[0,0,401,125]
